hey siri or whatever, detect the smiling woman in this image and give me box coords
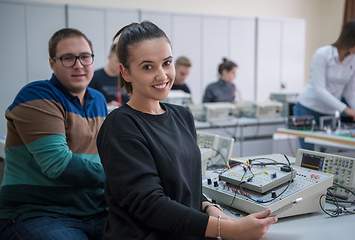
[96,21,277,240]
[114,21,175,114]
[120,37,175,114]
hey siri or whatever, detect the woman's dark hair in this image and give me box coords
[332,19,355,50]
[113,21,170,94]
[218,58,238,75]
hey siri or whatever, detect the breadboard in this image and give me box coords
[220,164,296,194]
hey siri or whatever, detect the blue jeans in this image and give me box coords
[293,103,328,150]
[0,211,108,240]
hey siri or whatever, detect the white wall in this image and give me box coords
[19,0,346,85]
[0,0,345,136]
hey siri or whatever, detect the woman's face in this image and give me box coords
[222,66,237,83]
[120,37,175,103]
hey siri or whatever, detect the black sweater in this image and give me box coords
[97,103,209,240]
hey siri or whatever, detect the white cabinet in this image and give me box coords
[26,3,66,82]
[67,6,139,71]
[201,16,229,101]
[256,17,305,101]
[171,14,202,104]
[230,17,256,102]
[0,1,65,136]
[140,11,172,40]
[256,18,282,102]
[105,9,139,60]
[0,2,27,136]
[67,5,106,70]
[281,19,306,94]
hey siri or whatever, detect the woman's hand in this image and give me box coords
[205,209,277,240]
[230,209,277,240]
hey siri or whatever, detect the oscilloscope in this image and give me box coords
[196,131,234,166]
[295,149,355,207]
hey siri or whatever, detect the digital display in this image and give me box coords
[301,153,324,171]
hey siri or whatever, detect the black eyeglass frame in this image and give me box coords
[52,54,95,68]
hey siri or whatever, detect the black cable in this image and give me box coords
[252,119,260,139]
[222,125,238,141]
[206,148,228,168]
[319,189,340,217]
[318,182,355,217]
[237,155,293,204]
[333,182,355,197]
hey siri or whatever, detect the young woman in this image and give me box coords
[97,21,277,240]
[294,19,355,149]
[203,58,241,103]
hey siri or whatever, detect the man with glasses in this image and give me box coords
[0,28,108,240]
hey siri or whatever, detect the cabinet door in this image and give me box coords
[230,17,256,102]
[281,19,306,94]
[26,3,66,83]
[105,9,139,60]
[0,2,27,136]
[256,18,282,102]
[201,16,229,100]
[67,5,106,70]
[140,11,172,40]
[171,14,202,104]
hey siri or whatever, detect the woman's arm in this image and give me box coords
[205,209,277,240]
[202,200,277,240]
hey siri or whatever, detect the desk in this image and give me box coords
[262,208,353,240]
[277,128,355,151]
[218,203,353,240]
[195,117,286,157]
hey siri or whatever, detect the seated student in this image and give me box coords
[171,56,192,94]
[203,58,241,103]
[97,21,277,240]
[89,43,129,106]
[0,28,108,240]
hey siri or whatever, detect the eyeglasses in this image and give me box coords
[52,54,94,68]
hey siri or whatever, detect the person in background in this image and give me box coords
[293,19,355,150]
[171,56,192,94]
[89,43,129,106]
[0,28,108,240]
[203,58,241,103]
[97,21,276,240]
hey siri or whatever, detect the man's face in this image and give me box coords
[49,37,94,97]
[174,65,191,85]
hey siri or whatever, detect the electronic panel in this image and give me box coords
[295,149,355,206]
[197,132,234,166]
[203,154,333,218]
[220,164,297,194]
